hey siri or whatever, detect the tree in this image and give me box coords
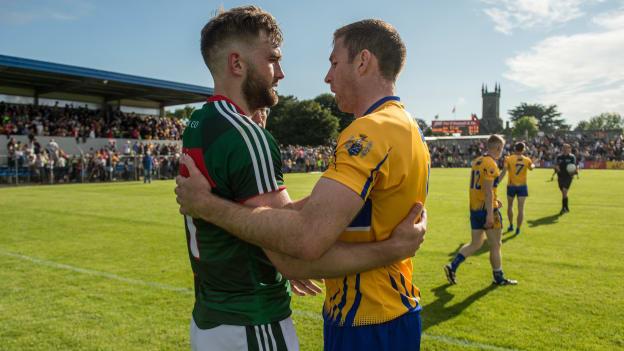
[265,95,298,143]
[267,97,339,145]
[313,93,355,132]
[508,103,569,132]
[166,105,196,119]
[415,118,432,136]
[575,112,623,131]
[512,116,539,138]
[575,120,590,131]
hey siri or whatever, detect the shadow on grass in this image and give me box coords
[527,213,562,228]
[447,232,520,258]
[421,283,497,332]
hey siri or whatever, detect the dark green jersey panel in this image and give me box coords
[181,96,290,328]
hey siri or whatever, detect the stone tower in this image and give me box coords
[480,83,503,134]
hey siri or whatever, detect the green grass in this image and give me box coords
[1,169,623,350]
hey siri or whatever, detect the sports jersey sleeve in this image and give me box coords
[481,158,500,181]
[322,118,390,200]
[226,126,284,202]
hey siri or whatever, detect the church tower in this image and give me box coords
[480,83,503,134]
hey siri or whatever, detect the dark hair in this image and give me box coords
[200,6,283,74]
[514,142,525,152]
[334,19,406,82]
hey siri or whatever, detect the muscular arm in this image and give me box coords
[266,238,413,279]
[499,167,507,182]
[483,178,494,218]
[282,196,309,210]
[242,188,424,279]
[202,178,361,259]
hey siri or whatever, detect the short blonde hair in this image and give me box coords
[487,134,505,148]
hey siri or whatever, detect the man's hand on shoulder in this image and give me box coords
[175,154,214,219]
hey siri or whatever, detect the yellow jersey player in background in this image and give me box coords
[500,142,534,235]
[445,135,518,286]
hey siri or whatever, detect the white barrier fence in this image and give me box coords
[0,154,179,186]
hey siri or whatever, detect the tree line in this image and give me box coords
[508,103,622,138]
[169,99,622,145]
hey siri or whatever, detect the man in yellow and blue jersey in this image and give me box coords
[176,8,428,351]
[176,19,431,350]
[444,135,517,286]
[500,142,534,235]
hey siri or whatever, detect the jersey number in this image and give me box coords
[470,170,481,190]
[185,215,200,259]
[515,164,524,175]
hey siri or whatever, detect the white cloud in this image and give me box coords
[592,8,624,29]
[504,9,624,123]
[0,0,93,24]
[481,0,598,35]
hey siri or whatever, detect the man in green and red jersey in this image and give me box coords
[181,7,427,351]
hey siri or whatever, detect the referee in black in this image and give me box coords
[554,143,578,214]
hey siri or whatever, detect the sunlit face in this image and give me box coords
[243,32,285,111]
[324,38,357,114]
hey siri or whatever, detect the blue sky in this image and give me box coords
[1,0,623,126]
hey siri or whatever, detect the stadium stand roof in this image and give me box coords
[0,54,213,107]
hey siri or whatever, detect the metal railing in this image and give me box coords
[0,154,180,186]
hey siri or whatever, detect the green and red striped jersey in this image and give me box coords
[181,96,290,329]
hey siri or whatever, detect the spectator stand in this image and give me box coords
[0,54,211,185]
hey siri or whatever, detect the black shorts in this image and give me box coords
[558,176,572,190]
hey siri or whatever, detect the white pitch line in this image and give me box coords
[1,249,521,351]
[0,249,192,295]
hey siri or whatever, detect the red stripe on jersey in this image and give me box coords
[207,95,247,115]
[180,147,217,188]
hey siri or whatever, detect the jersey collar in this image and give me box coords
[207,95,247,115]
[364,96,401,116]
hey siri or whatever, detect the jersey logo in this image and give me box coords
[345,134,373,157]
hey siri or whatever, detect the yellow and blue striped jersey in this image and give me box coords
[469,155,500,211]
[321,96,430,326]
[504,154,533,186]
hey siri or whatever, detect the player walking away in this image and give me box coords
[499,142,534,235]
[445,135,518,286]
[554,143,578,214]
[177,18,430,351]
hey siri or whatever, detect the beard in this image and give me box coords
[242,65,278,111]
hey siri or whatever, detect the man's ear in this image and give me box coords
[356,49,372,75]
[228,52,245,77]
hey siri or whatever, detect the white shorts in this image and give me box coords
[190,316,299,351]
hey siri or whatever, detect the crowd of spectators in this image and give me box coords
[2,99,623,185]
[3,135,181,184]
[428,132,624,168]
[280,144,334,173]
[1,102,184,141]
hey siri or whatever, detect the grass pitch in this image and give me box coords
[1,169,623,350]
